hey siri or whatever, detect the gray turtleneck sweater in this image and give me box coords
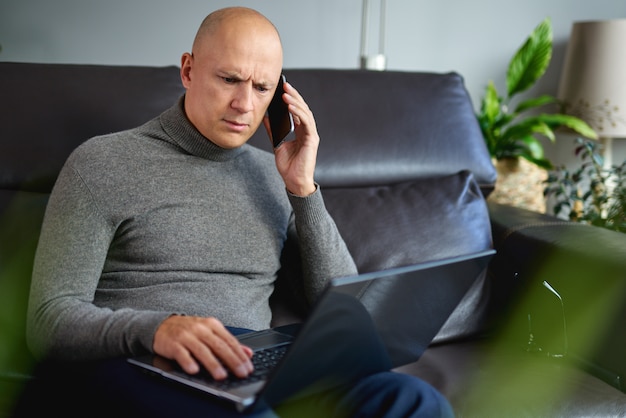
[27,98,357,361]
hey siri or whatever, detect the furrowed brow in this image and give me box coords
[255,81,273,90]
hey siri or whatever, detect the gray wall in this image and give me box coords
[1,0,625,166]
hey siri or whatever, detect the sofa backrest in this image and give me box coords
[0,63,185,194]
[248,69,496,193]
[0,64,496,196]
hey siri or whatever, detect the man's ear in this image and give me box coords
[180,53,193,88]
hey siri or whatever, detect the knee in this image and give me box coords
[350,372,455,418]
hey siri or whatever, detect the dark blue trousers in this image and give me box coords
[13,327,454,418]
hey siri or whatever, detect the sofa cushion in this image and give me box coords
[322,170,492,271]
[322,170,494,342]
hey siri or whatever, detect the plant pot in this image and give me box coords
[487,157,547,213]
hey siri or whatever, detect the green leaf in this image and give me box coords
[519,136,545,159]
[507,17,553,98]
[537,113,598,139]
[513,94,557,114]
[480,80,501,124]
[493,113,515,130]
[591,152,604,167]
[522,154,553,169]
[501,118,555,142]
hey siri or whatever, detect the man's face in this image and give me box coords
[181,20,283,149]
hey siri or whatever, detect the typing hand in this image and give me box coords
[153,315,254,380]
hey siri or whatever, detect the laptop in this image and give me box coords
[127,249,495,412]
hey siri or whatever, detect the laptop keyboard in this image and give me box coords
[206,345,289,390]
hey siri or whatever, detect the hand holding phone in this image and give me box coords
[267,74,295,148]
[267,75,318,197]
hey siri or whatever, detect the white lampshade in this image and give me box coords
[558,19,626,138]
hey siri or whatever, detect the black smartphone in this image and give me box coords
[267,74,295,148]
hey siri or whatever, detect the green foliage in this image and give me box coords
[544,137,626,233]
[506,17,553,97]
[477,17,597,169]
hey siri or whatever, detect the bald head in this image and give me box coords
[192,7,281,56]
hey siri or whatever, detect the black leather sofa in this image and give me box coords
[1,62,625,417]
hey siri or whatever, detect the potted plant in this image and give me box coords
[476,17,597,212]
[544,137,626,233]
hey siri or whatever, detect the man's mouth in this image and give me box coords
[224,119,249,132]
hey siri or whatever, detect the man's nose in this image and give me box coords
[231,85,254,113]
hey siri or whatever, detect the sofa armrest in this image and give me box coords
[487,202,626,391]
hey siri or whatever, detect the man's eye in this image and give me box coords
[222,77,236,84]
[256,86,269,93]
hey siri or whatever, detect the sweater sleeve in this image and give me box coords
[286,185,358,304]
[26,164,171,361]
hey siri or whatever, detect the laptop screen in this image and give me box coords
[331,249,494,366]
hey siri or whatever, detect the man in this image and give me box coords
[23,7,453,417]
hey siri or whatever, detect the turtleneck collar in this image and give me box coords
[159,96,247,162]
